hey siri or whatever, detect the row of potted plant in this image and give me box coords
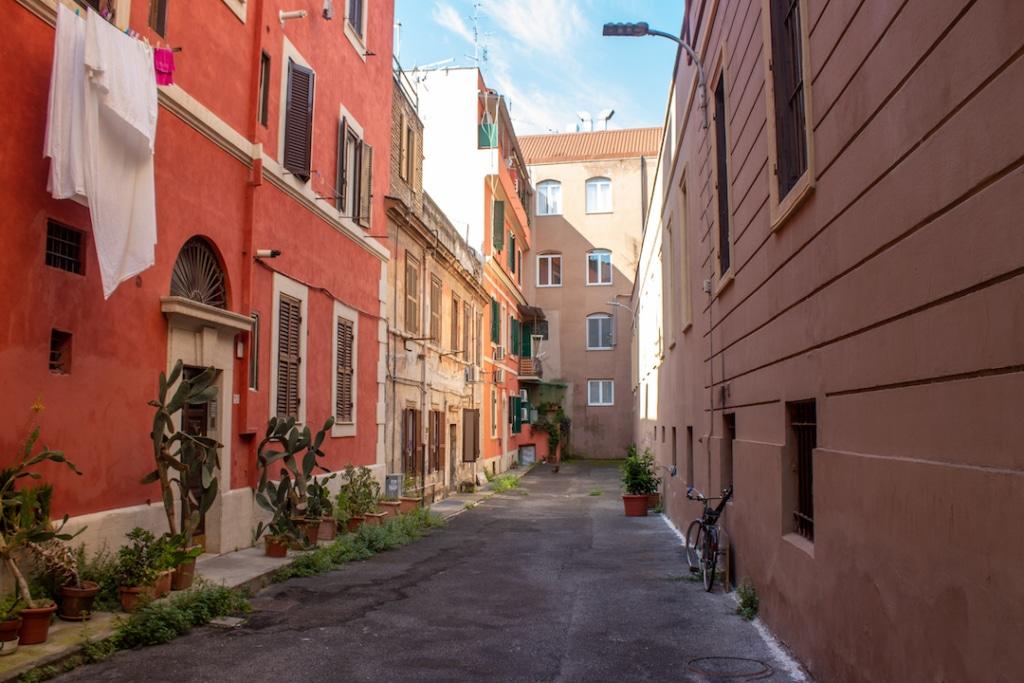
[621,446,661,517]
[254,416,424,557]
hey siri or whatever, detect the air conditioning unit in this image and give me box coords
[494,346,506,361]
[519,389,528,402]
[494,369,504,383]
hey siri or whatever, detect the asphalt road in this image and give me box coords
[58,461,806,682]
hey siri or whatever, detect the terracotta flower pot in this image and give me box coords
[58,580,101,621]
[265,537,288,558]
[622,494,649,517]
[0,617,22,651]
[318,517,337,541]
[398,496,422,514]
[118,586,147,613]
[18,603,57,645]
[377,501,401,518]
[154,569,173,598]
[363,512,387,527]
[171,557,197,591]
[647,492,661,509]
[346,516,364,533]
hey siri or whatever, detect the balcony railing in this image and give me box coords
[519,357,542,380]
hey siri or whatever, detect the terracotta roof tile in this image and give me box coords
[519,127,662,164]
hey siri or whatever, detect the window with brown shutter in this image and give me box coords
[429,276,442,342]
[399,113,410,181]
[335,317,354,423]
[358,143,373,227]
[768,0,809,199]
[462,409,479,462]
[428,410,442,473]
[402,408,420,475]
[335,118,347,211]
[463,304,471,361]
[276,294,302,419]
[405,254,420,334]
[148,0,168,37]
[283,60,314,182]
[713,75,732,276]
[450,295,460,354]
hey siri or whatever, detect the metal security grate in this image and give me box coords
[790,400,817,540]
[170,237,227,308]
[45,221,84,274]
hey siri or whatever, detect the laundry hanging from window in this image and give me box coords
[44,5,159,299]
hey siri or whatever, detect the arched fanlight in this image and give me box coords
[170,237,227,309]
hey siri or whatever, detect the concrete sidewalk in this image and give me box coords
[427,463,535,520]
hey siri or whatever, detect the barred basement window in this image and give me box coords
[49,329,72,374]
[788,400,817,541]
[45,221,84,274]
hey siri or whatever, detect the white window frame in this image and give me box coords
[536,253,562,288]
[536,180,562,216]
[270,273,309,424]
[586,250,613,286]
[587,379,614,406]
[586,314,614,350]
[331,299,359,437]
[344,0,369,61]
[337,105,367,232]
[585,177,613,214]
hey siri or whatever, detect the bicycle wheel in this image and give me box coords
[702,527,718,592]
[685,520,703,573]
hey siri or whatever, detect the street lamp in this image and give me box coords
[602,22,708,129]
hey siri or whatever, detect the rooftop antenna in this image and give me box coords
[469,2,490,66]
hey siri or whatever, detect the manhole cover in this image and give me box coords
[687,657,773,680]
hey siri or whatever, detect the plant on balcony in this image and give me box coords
[143,360,222,578]
[0,411,82,645]
[621,446,658,517]
[254,415,335,554]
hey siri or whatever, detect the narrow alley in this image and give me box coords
[56,462,805,682]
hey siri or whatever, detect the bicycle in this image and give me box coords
[684,485,733,591]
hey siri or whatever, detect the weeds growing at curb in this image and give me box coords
[490,474,520,493]
[736,578,759,620]
[273,508,445,582]
[589,489,602,496]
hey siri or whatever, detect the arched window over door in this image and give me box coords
[170,237,227,309]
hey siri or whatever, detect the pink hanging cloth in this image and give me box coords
[154,47,175,85]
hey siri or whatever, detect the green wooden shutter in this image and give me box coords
[490,298,500,343]
[512,396,522,433]
[521,323,532,357]
[478,122,497,148]
[507,234,516,270]
[492,200,505,251]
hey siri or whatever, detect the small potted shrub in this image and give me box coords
[349,466,385,527]
[162,533,203,591]
[115,528,160,612]
[0,596,24,656]
[30,539,100,621]
[621,446,657,517]
[399,474,422,514]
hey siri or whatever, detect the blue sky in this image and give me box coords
[394,1,684,135]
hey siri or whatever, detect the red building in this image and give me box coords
[1,0,393,553]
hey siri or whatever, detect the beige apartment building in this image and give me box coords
[520,129,660,459]
[384,70,487,500]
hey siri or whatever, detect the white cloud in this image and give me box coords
[481,0,587,61]
[431,2,474,44]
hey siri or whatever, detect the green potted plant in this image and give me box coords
[142,361,221,588]
[399,473,422,514]
[307,474,337,541]
[0,411,83,645]
[254,415,335,554]
[160,533,204,591]
[343,466,384,527]
[29,539,100,621]
[114,528,160,612]
[0,596,24,656]
[621,446,658,517]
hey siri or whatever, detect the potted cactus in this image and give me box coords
[254,415,335,554]
[142,361,221,585]
[114,528,161,612]
[30,539,100,621]
[0,596,24,656]
[0,410,83,645]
